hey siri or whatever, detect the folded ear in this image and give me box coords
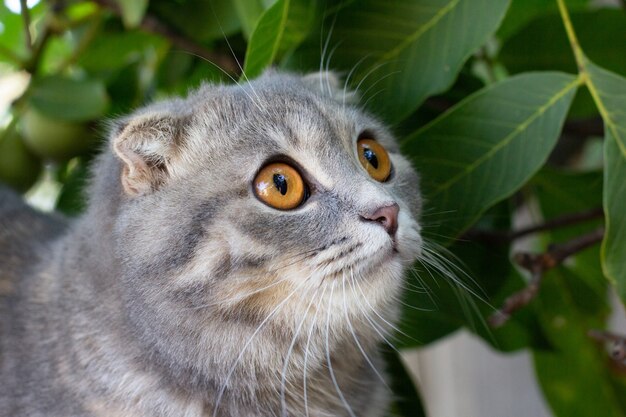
[302,71,357,104]
[112,110,191,196]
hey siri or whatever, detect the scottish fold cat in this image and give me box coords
[0,70,422,416]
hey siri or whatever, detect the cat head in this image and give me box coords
[101,70,422,400]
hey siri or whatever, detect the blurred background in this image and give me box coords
[1,1,626,416]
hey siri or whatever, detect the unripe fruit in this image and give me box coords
[0,128,42,192]
[21,108,94,161]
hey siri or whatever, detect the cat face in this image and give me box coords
[109,71,422,400]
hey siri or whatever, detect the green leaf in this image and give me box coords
[497,0,588,40]
[28,76,110,122]
[243,0,319,78]
[533,268,626,417]
[150,0,241,42]
[500,10,626,77]
[233,0,269,38]
[583,61,626,304]
[403,72,579,244]
[0,4,28,63]
[116,0,148,28]
[384,350,426,417]
[78,31,169,72]
[290,0,510,123]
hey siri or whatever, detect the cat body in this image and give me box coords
[0,71,422,416]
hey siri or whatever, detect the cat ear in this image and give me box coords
[112,111,190,196]
[302,71,357,104]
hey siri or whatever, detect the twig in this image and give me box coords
[92,0,239,74]
[465,207,604,244]
[0,44,23,65]
[588,330,626,370]
[489,227,604,327]
[20,0,33,50]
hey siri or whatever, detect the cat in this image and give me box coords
[0,70,422,417]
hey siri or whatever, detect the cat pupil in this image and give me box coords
[273,174,288,195]
[364,148,379,169]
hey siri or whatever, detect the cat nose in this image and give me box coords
[361,203,399,236]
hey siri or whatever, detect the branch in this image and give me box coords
[465,207,604,245]
[588,330,626,369]
[20,0,33,51]
[92,0,240,74]
[489,227,604,327]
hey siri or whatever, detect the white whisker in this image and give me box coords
[280,285,325,416]
[212,277,310,416]
[342,272,391,390]
[325,282,356,417]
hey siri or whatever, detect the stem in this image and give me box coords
[20,0,33,51]
[588,330,626,368]
[489,228,604,327]
[465,207,604,244]
[555,0,586,72]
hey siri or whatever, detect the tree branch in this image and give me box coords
[465,207,604,245]
[92,0,240,74]
[588,329,626,369]
[489,227,604,327]
[20,0,33,51]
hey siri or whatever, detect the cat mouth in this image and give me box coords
[314,240,398,279]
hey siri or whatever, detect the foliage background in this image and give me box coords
[1,0,625,415]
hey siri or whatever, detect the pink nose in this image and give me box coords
[361,203,399,236]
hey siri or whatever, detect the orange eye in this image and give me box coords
[254,163,306,210]
[357,138,391,182]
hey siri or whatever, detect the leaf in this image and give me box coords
[384,350,426,417]
[533,268,626,417]
[243,0,319,78]
[289,0,510,123]
[233,0,268,38]
[150,0,241,42]
[116,0,148,28]
[497,0,588,40]
[403,72,579,244]
[28,76,109,122]
[0,4,28,63]
[583,60,626,304]
[398,202,547,351]
[500,10,626,77]
[78,31,169,72]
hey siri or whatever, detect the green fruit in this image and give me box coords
[21,108,94,161]
[0,128,42,192]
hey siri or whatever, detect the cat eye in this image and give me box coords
[357,138,391,182]
[254,162,306,210]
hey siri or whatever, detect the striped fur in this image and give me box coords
[0,71,422,416]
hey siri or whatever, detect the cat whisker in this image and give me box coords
[390,293,435,312]
[352,270,418,344]
[280,285,325,416]
[208,2,264,110]
[343,54,372,108]
[212,275,312,417]
[319,6,339,96]
[325,281,357,417]
[361,88,388,111]
[341,272,391,391]
[353,61,392,97]
[347,268,399,353]
[303,275,328,417]
[186,50,264,113]
[324,40,343,97]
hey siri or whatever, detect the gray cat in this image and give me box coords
[0,71,422,417]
